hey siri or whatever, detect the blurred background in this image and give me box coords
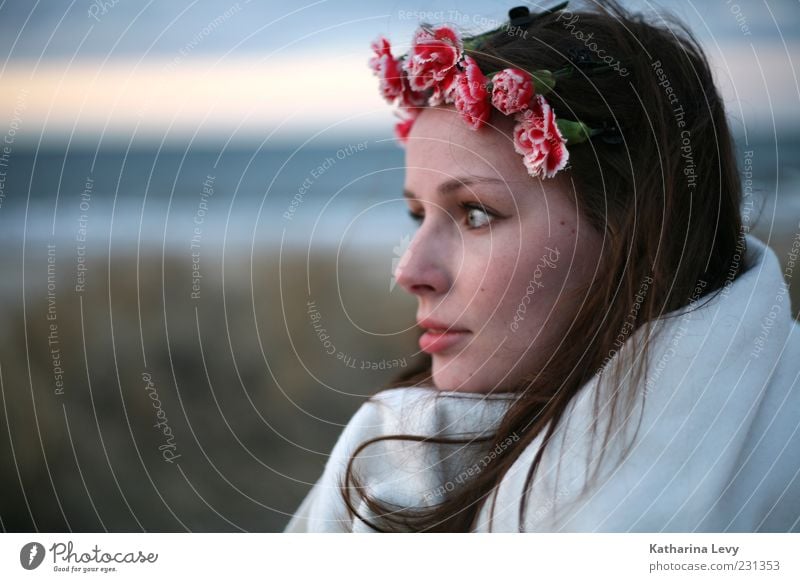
[0,0,797,532]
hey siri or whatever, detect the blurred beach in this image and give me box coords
[0,141,435,531]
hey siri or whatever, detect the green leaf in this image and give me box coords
[555,119,592,144]
[530,70,556,95]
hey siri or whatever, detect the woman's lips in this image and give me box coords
[419,329,471,354]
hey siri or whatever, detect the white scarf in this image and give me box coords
[285,233,800,532]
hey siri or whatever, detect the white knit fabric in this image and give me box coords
[285,234,800,532]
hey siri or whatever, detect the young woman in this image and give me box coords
[285,1,800,532]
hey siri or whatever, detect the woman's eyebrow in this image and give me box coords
[403,177,506,199]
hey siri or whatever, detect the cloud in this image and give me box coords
[0,52,393,144]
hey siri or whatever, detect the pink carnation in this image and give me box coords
[394,109,419,145]
[512,94,569,178]
[453,56,491,130]
[368,36,403,102]
[428,68,459,106]
[399,70,427,110]
[403,25,463,92]
[491,68,535,115]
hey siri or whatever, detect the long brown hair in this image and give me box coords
[342,0,744,532]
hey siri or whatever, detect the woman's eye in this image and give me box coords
[463,203,494,229]
[406,204,497,229]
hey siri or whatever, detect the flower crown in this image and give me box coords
[368,3,619,179]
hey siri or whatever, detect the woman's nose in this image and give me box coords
[394,227,451,296]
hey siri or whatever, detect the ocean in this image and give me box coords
[0,134,797,255]
[0,141,415,254]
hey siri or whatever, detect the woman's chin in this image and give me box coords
[431,363,490,393]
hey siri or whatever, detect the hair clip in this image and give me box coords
[563,46,620,74]
[465,2,570,52]
[566,46,595,67]
[508,2,569,28]
[596,121,624,145]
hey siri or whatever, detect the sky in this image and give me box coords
[0,0,798,145]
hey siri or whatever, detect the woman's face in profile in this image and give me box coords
[396,105,604,393]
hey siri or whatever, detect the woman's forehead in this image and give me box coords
[405,106,526,179]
